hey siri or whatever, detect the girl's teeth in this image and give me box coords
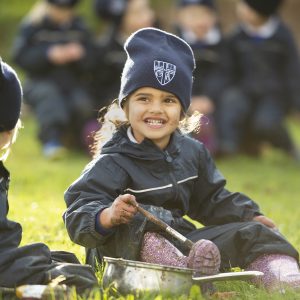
[147,119,163,125]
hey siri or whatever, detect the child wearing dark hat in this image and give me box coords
[63,27,300,291]
[12,0,97,159]
[90,0,156,108]
[0,58,97,292]
[175,0,227,155]
[0,61,22,160]
[218,0,300,159]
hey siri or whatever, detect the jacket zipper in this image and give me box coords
[164,150,179,203]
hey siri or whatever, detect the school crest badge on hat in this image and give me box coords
[154,60,176,86]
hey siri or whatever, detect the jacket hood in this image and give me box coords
[101,125,183,161]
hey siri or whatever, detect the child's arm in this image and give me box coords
[280,24,300,112]
[188,146,262,225]
[12,22,53,74]
[63,157,130,248]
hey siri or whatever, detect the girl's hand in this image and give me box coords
[100,194,138,228]
[253,215,278,230]
[47,43,85,64]
[47,45,69,65]
[64,43,85,61]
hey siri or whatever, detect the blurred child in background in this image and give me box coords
[0,58,97,293]
[175,0,227,155]
[218,0,300,159]
[13,0,97,159]
[91,0,156,108]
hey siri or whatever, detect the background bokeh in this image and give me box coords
[1,0,300,63]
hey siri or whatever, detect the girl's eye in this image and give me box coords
[164,98,177,103]
[137,97,149,102]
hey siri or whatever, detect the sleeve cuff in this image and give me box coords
[95,208,115,236]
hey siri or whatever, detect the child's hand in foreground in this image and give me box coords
[253,215,278,231]
[100,194,138,228]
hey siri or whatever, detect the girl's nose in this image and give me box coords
[149,103,163,114]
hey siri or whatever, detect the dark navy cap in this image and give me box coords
[178,0,215,10]
[243,0,283,16]
[94,0,127,23]
[0,59,22,132]
[47,0,80,7]
[119,27,195,112]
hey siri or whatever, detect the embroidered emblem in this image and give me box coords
[154,60,176,85]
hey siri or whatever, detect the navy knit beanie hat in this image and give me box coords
[243,0,283,16]
[0,59,22,132]
[178,0,215,10]
[94,0,127,23]
[119,27,195,112]
[47,0,80,7]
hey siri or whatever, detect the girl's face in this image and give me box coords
[124,87,182,150]
[236,1,268,28]
[178,5,217,39]
[121,0,155,35]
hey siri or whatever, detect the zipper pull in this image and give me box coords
[165,151,173,163]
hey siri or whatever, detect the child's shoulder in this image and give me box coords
[274,20,297,40]
[83,153,127,180]
[180,133,208,155]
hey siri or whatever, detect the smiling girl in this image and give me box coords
[64,28,300,291]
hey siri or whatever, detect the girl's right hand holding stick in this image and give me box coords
[99,194,138,229]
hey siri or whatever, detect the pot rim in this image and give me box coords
[103,256,194,274]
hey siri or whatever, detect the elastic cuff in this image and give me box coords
[243,210,263,221]
[95,208,115,236]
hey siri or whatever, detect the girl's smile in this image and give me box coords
[144,117,167,128]
[124,87,182,149]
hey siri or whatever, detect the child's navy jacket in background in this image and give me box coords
[224,19,300,111]
[12,15,96,90]
[90,28,127,107]
[176,27,227,103]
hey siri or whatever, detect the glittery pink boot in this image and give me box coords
[187,239,221,276]
[140,232,221,275]
[139,232,188,268]
[246,254,300,291]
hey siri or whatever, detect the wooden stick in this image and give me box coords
[137,205,195,250]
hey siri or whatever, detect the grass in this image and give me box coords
[4,114,300,299]
[2,1,300,298]
[6,116,89,260]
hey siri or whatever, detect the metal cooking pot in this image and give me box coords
[102,257,264,296]
[102,256,194,296]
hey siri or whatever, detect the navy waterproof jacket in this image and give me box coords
[64,126,261,263]
[12,15,97,90]
[224,19,300,111]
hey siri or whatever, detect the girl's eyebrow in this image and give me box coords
[134,93,152,97]
[133,92,177,98]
